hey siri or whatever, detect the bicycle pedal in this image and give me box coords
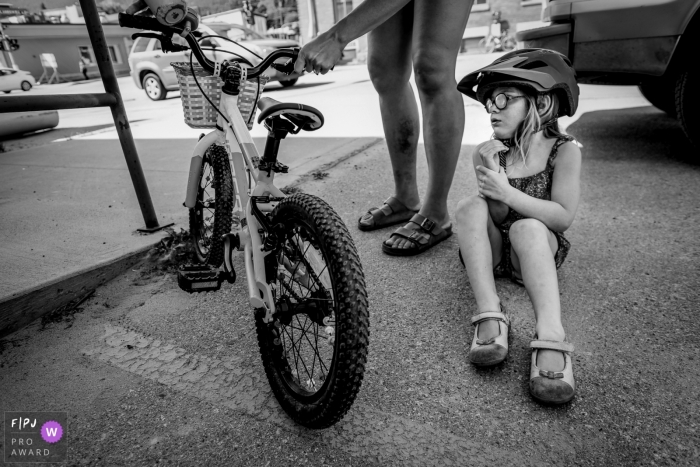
[177,264,226,293]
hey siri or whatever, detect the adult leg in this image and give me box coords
[509,219,565,372]
[360,2,421,228]
[386,0,473,250]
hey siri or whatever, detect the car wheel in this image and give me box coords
[3,90,10,94]
[279,78,298,88]
[675,70,700,149]
[639,78,676,118]
[21,81,32,91]
[142,73,167,101]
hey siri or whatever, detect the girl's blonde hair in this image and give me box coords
[505,89,568,167]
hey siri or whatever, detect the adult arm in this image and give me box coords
[477,141,582,232]
[294,0,413,74]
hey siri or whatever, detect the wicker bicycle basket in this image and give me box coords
[172,62,268,130]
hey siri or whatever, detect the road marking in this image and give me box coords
[83,324,535,466]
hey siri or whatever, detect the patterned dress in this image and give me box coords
[493,136,573,283]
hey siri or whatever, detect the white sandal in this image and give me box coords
[529,339,576,404]
[468,307,510,367]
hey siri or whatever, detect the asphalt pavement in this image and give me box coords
[1,93,699,465]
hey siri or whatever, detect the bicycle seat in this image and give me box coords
[257,97,324,131]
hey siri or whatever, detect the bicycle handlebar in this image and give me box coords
[118,13,299,80]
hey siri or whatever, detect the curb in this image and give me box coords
[0,138,383,340]
[0,242,158,339]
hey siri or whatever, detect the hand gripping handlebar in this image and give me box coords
[118,13,299,79]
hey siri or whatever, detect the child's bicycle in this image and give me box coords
[119,13,369,429]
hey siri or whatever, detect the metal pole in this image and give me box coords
[78,0,161,230]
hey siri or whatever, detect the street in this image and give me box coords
[1,52,699,466]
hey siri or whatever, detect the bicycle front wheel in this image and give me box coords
[189,144,233,267]
[256,193,369,428]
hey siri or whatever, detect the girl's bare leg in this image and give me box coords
[386,0,474,249]
[364,3,421,214]
[455,196,503,339]
[509,219,566,372]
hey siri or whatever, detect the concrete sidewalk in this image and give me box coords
[0,133,379,337]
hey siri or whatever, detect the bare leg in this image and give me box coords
[509,219,565,372]
[361,3,421,222]
[386,0,473,250]
[455,196,504,339]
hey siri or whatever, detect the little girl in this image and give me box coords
[455,49,582,404]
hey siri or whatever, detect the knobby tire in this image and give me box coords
[189,144,233,267]
[255,193,369,429]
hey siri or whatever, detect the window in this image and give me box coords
[108,45,122,64]
[200,37,217,48]
[131,37,150,54]
[335,0,353,22]
[472,0,489,12]
[78,45,121,64]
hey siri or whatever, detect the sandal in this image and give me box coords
[357,196,419,232]
[382,214,452,256]
[468,306,510,367]
[529,338,576,404]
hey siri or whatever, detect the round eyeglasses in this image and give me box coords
[485,93,526,113]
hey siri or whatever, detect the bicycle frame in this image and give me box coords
[185,88,283,321]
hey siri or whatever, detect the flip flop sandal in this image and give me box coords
[468,306,510,367]
[529,338,576,405]
[382,214,452,256]
[358,196,419,231]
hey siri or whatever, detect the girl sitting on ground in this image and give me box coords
[455,49,582,404]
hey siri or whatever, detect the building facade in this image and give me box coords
[298,0,546,62]
[0,23,132,81]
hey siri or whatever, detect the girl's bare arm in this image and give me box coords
[506,142,581,231]
[477,142,582,232]
[472,144,509,224]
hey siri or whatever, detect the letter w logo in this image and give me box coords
[46,428,58,437]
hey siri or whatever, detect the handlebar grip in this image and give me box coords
[118,13,177,34]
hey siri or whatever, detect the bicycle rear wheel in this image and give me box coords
[189,144,233,267]
[256,193,369,428]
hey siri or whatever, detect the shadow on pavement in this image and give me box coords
[569,105,697,166]
[0,121,148,154]
[263,81,333,92]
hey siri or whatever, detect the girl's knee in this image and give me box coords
[455,195,487,224]
[412,52,454,97]
[510,219,549,247]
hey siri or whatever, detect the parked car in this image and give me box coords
[517,0,700,148]
[0,67,36,93]
[128,23,301,101]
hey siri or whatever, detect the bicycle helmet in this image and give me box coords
[457,48,580,117]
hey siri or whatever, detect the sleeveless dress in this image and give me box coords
[493,136,573,284]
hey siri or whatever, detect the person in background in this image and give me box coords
[492,10,510,37]
[295,0,474,256]
[79,56,89,80]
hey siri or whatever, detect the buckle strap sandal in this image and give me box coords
[529,338,576,404]
[382,213,453,257]
[468,306,510,367]
[357,196,418,232]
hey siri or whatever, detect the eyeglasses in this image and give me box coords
[485,93,525,113]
